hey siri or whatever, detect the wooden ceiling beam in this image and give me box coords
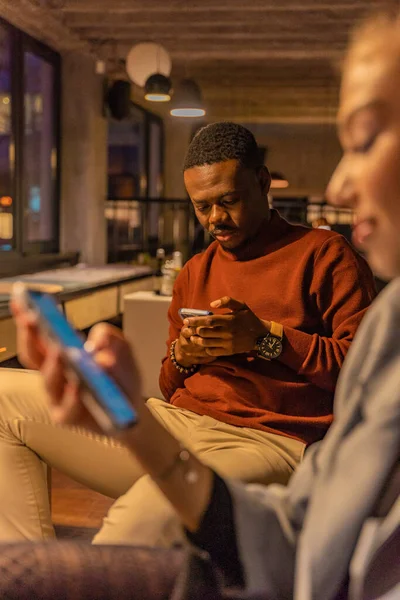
[79,31,348,44]
[65,15,357,29]
[117,47,344,61]
[203,90,338,99]
[172,73,338,86]
[206,106,337,121]
[90,41,345,59]
[210,114,337,125]
[61,0,376,14]
[65,9,361,25]
[0,0,89,52]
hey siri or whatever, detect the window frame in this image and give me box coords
[0,18,18,256]
[0,17,61,259]
[107,101,165,202]
[145,109,165,200]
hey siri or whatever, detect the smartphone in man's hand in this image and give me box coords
[179,308,213,320]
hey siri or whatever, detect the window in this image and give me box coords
[23,49,58,251]
[0,18,60,258]
[148,117,163,199]
[0,23,13,251]
[106,104,164,260]
[108,105,147,200]
[147,115,164,242]
[107,105,164,201]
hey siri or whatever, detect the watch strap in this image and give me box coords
[269,321,283,339]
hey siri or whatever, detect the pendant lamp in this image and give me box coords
[170,79,205,117]
[145,73,172,102]
[270,172,289,189]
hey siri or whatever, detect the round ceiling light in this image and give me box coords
[170,79,205,118]
[144,73,172,102]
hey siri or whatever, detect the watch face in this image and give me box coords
[258,335,283,360]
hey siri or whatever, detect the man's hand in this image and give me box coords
[174,328,216,368]
[183,296,270,357]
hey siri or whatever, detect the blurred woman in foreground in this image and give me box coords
[11,7,400,600]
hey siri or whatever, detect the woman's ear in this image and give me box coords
[258,166,271,194]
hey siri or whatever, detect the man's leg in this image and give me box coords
[93,399,305,547]
[0,369,146,541]
[0,371,304,546]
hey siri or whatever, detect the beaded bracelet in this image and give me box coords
[170,339,198,375]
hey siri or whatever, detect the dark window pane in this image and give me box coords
[108,106,147,199]
[0,25,14,251]
[23,51,57,245]
[148,120,163,198]
[148,119,163,240]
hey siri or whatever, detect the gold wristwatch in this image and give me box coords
[255,321,283,360]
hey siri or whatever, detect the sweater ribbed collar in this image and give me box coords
[216,209,290,262]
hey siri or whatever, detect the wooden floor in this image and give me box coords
[51,469,113,533]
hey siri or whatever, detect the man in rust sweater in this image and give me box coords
[0,122,375,550]
[153,122,376,497]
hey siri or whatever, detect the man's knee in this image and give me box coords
[93,475,186,548]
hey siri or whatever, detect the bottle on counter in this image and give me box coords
[159,251,184,296]
[153,248,165,295]
[172,251,183,270]
[160,259,176,296]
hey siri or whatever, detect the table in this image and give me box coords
[123,291,172,400]
[0,264,153,363]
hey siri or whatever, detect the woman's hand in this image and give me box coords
[44,323,144,432]
[11,297,214,532]
[11,298,47,370]
[11,297,143,433]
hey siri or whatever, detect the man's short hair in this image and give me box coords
[183,122,262,172]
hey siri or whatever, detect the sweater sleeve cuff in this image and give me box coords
[159,356,192,400]
[185,472,245,588]
[280,325,313,373]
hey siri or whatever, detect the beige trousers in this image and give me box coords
[0,368,305,546]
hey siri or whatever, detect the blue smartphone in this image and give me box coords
[13,285,137,433]
[179,308,213,320]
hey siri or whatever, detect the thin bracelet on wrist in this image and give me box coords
[170,339,198,375]
[152,443,199,485]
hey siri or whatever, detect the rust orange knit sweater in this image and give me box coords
[159,211,376,445]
